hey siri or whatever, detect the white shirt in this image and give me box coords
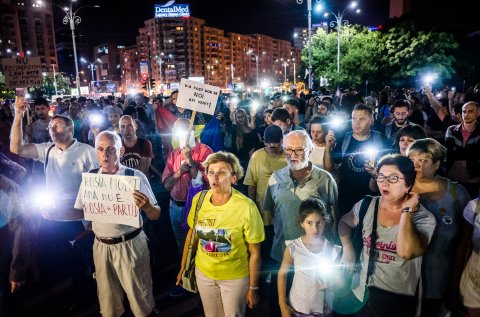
[34,140,98,204]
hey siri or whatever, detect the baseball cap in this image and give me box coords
[264,124,283,143]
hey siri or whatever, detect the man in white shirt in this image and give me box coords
[72,131,160,317]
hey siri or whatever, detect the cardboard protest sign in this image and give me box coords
[80,173,141,227]
[1,57,42,89]
[176,78,221,115]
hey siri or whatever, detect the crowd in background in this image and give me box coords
[0,82,480,317]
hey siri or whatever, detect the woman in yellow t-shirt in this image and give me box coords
[176,152,265,317]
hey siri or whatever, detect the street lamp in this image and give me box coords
[247,50,266,87]
[155,52,164,89]
[296,0,321,90]
[316,1,360,75]
[52,1,100,96]
[80,57,101,92]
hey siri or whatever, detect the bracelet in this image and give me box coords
[249,286,259,290]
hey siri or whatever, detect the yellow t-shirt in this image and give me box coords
[243,148,287,225]
[187,189,265,280]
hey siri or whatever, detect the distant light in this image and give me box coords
[350,1,358,8]
[314,3,323,12]
[260,79,270,90]
[423,73,437,84]
[323,12,329,18]
[6,48,11,53]
[26,50,31,55]
[356,9,361,13]
[293,33,298,38]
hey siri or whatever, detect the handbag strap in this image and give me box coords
[188,190,208,245]
[367,197,380,279]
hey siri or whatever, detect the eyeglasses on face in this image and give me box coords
[376,174,405,184]
[283,147,307,156]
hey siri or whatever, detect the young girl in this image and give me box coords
[278,198,341,317]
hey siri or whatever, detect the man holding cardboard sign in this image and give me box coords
[73,131,160,317]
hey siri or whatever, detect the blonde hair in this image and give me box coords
[202,151,244,179]
[406,138,447,163]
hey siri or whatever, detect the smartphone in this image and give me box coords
[15,88,26,97]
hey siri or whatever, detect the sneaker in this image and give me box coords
[169,285,188,297]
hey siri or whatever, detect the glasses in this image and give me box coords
[376,174,405,184]
[207,170,231,178]
[283,147,308,156]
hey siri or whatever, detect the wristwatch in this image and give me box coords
[402,207,417,214]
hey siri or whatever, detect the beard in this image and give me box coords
[288,157,309,171]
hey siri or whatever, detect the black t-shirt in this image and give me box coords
[333,133,385,216]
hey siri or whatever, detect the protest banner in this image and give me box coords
[81,173,141,227]
[1,57,42,89]
[176,78,221,115]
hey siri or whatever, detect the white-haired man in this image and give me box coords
[263,130,338,315]
[72,131,160,317]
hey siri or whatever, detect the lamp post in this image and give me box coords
[52,64,58,96]
[53,1,99,96]
[317,1,360,76]
[282,61,288,83]
[155,52,164,90]
[81,57,101,93]
[296,0,321,90]
[247,50,266,88]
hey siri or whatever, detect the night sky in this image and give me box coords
[53,0,390,47]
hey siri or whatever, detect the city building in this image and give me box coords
[293,23,329,49]
[0,0,58,72]
[93,42,123,83]
[128,16,300,90]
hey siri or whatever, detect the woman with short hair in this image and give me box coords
[176,152,265,317]
[338,154,436,317]
[407,138,471,317]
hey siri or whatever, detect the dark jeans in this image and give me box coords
[419,298,443,317]
[357,287,417,317]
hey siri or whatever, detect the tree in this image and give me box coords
[42,73,71,96]
[382,23,459,87]
[306,26,385,89]
[305,22,460,90]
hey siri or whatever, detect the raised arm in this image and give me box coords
[396,192,428,260]
[323,130,336,172]
[10,98,39,159]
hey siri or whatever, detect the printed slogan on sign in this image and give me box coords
[81,173,141,227]
[176,78,221,115]
[1,57,42,89]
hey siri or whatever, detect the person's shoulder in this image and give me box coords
[250,148,266,160]
[197,142,213,153]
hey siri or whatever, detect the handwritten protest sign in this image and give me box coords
[176,78,221,115]
[1,57,42,89]
[81,173,141,227]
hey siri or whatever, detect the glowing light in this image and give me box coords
[128,88,136,95]
[89,114,103,126]
[32,190,54,209]
[281,95,288,102]
[25,93,31,99]
[260,79,270,90]
[317,260,333,275]
[423,73,437,84]
[329,117,343,129]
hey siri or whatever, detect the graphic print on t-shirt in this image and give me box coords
[121,152,141,169]
[348,149,369,172]
[196,225,232,254]
[363,234,398,264]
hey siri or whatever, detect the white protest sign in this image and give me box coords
[1,57,42,89]
[176,78,221,115]
[80,173,141,227]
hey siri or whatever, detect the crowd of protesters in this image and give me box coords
[0,82,479,317]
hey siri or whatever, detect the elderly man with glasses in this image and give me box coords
[263,129,338,315]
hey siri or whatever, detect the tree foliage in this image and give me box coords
[304,22,460,90]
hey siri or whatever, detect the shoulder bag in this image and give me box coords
[181,190,208,293]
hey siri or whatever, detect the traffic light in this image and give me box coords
[141,79,147,91]
[150,78,155,90]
